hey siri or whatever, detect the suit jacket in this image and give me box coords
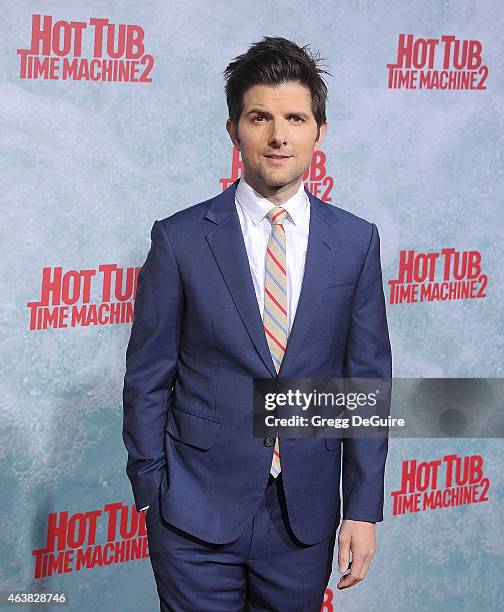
[122,177,392,545]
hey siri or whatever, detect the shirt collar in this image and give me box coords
[235,175,308,227]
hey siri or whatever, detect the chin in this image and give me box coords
[261,169,294,183]
[264,176,289,186]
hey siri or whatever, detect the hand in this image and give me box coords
[336,519,376,590]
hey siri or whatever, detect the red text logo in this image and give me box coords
[17,14,154,82]
[387,34,488,90]
[388,248,488,304]
[32,501,148,578]
[391,453,489,515]
[27,264,140,330]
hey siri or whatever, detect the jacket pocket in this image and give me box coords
[324,433,342,451]
[166,405,221,450]
[326,278,357,288]
[324,281,355,296]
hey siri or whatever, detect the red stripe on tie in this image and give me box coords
[272,209,286,222]
[267,248,286,275]
[274,450,280,458]
[264,287,287,316]
[264,326,286,352]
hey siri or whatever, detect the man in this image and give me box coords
[122,35,391,611]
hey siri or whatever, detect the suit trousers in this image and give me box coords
[145,474,337,611]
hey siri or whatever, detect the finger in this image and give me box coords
[353,541,376,578]
[337,550,374,589]
[337,535,351,572]
[359,552,374,580]
[337,567,361,590]
[336,558,360,590]
[342,553,365,586]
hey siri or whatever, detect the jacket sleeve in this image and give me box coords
[342,223,392,523]
[122,219,183,511]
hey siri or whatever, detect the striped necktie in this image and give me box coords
[263,206,289,478]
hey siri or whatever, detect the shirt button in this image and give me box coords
[264,437,275,447]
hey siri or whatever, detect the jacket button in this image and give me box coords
[264,437,275,447]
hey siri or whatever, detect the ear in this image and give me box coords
[313,122,328,151]
[226,119,240,150]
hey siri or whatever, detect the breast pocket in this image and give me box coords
[318,281,356,313]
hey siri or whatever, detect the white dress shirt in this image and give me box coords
[235,175,310,334]
[140,176,310,512]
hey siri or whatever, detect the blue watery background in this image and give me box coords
[1,1,503,610]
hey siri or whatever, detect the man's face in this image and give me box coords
[226,81,327,196]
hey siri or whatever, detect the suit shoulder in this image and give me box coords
[321,202,377,248]
[158,195,215,226]
[156,193,217,236]
[327,203,373,230]
[310,197,382,260]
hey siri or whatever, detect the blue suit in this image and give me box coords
[122,178,391,551]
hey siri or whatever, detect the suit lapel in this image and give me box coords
[205,179,339,379]
[278,188,338,377]
[206,180,277,377]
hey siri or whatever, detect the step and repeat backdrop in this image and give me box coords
[1,1,503,610]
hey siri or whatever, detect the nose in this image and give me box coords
[268,120,287,148]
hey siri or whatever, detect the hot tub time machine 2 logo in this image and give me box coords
[17,14,154,82]
[387,33,488,90]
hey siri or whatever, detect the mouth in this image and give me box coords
[264,154,292,163]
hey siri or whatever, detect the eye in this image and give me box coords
[290,115,304,123]
[252,115,266,122]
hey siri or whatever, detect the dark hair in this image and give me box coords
[223,36,331,136]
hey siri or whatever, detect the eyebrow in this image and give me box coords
[245,108,311,120]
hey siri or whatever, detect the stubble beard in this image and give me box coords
[254,161,303,190]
